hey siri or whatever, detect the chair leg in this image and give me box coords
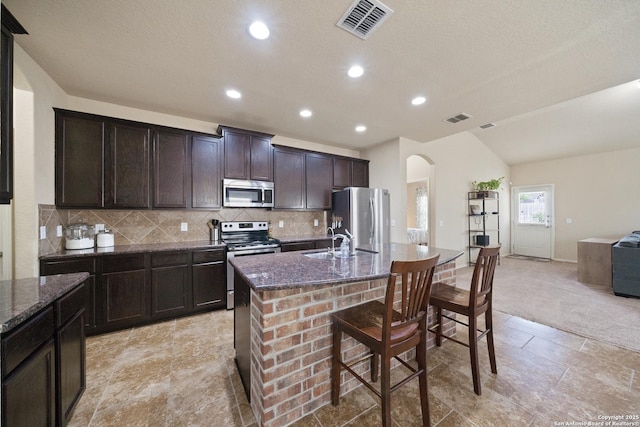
[435,306,443,347]
[486,310,497,374]
[331,324,342,406]
[468,314,482,395]
[370,351,379,382]
[416,331,431,427]
[380,354,392,427]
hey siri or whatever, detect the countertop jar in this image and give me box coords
[96,229,115,248]
[65,222,95,250]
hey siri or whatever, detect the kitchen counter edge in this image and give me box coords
[230,243,463,292]
[0,272,90,334]
[39,240,227,260]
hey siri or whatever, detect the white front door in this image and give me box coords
[512,185,553,259]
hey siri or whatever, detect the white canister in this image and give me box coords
[96,230,115,248]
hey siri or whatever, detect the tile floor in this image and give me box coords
[69,308,640,427]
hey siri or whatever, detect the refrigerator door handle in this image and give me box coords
[370,198,375,238]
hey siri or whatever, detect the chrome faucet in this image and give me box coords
[327,227,336,254]
[345,229,355,255]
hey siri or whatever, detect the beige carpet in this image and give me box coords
[455,257,640,352]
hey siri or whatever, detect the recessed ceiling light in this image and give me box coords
[300,109,312,118]
[348,65,364,78]
[411,96,426,106]
[249,21,270,40]
[355,125,366,132]
[226,89,242,99]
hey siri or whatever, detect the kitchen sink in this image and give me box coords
[304,249,378,259]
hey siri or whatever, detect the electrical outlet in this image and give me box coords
[566,218,572,224]
[181,222,188,231]
[278,220,284,228]
[40,226,47,240]
[56,225,63,237]
[313,219,319,227]
[95,223,105,232]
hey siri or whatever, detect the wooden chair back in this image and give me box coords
[383,255,439,344]
[469,245,501,311]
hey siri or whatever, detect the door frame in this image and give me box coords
[511,184,555,259]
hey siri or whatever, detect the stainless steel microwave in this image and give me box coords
[223,179,274,208]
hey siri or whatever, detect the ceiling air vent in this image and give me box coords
[479,123,496,130]
[337,0,394,40]
[443,113,473,124]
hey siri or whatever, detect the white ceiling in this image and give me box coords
[4,0,640,165]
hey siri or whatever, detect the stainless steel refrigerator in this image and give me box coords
[331,188,390,248]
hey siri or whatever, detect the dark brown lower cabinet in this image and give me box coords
[280,239,334,252]
[40,247,226,335]
[2,281,87,427]
[101,254,148,331]
[280,241,316,252]
[234,273,251,399]
[57,312,85,425]
[39,257,97,333]
[151,252,190,319]
[192,249,226,311]
[2,340,56,427]
[102,269,148,329]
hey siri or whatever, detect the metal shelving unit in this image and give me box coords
[467,191,500,265]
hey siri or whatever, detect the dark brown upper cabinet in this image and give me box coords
[273,146,305,209]
[305,152,333,210]
[153,130,189,208]
[1,6,27,205]
[55,109,222,210]
[55,111,106,208]
[107,122,150,208]
[55,109,151,209]
[219,125,273,182]
[273,146,333,210]
[333,157,369,189]
[191,134,223,209]
[351,159,369,187]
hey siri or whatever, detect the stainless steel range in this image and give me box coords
[222,221,280,309]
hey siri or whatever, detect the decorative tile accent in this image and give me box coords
[38,205,327,256]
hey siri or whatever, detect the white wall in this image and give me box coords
[366,133,510,268]
[13,45,67,278]
[510,147,640,261]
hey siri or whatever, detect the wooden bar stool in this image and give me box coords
[331,254,440,427]
[429,245,500,395]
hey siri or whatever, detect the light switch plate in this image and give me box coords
[313,219,319,227]
[278,220,284,228]
[95,223,105,232]
[40,226,47,240]
[56,225,63,237]
[181,222,188,231]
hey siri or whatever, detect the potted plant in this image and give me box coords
[471,177,504,198]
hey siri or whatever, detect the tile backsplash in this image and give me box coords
[38,205,327,256]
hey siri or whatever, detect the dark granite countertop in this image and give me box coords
[0,272,89,334]
[39,240,227,260]
[230,243,463,291]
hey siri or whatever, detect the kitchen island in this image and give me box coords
[230,243,463,427]
[1,272,89,426]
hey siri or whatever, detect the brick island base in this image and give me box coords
[234,259,458,427]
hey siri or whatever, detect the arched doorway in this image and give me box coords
[406,155,433,245]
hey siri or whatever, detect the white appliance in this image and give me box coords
[331,187,390,248]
